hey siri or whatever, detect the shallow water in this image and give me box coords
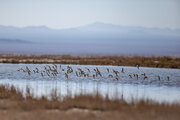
[0,63,180,103]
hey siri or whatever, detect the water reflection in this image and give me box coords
[0,79,180,103]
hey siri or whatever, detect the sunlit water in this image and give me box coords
[0,63,180,103]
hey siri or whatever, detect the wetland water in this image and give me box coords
[0,63,180,103]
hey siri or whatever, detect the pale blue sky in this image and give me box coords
[0,0,180,29]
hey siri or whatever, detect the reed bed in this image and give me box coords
[0,54,180,68]
[0,84,180,120]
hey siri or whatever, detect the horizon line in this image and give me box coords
[0,22,179,31]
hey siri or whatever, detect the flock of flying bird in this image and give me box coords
[17,64,170,82]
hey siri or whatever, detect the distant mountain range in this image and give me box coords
[0,38,33,44]
[0,22,180,56]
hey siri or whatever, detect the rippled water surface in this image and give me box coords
[0,63,180,103]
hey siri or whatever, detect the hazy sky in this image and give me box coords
[0,0,180,29]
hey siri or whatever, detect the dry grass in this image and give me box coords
[0,84,180,120]
[0,54,180,68]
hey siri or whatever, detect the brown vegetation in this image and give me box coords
[0,54,180,69]
[0,84,180,120]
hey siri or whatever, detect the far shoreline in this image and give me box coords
[0,54,180,69]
